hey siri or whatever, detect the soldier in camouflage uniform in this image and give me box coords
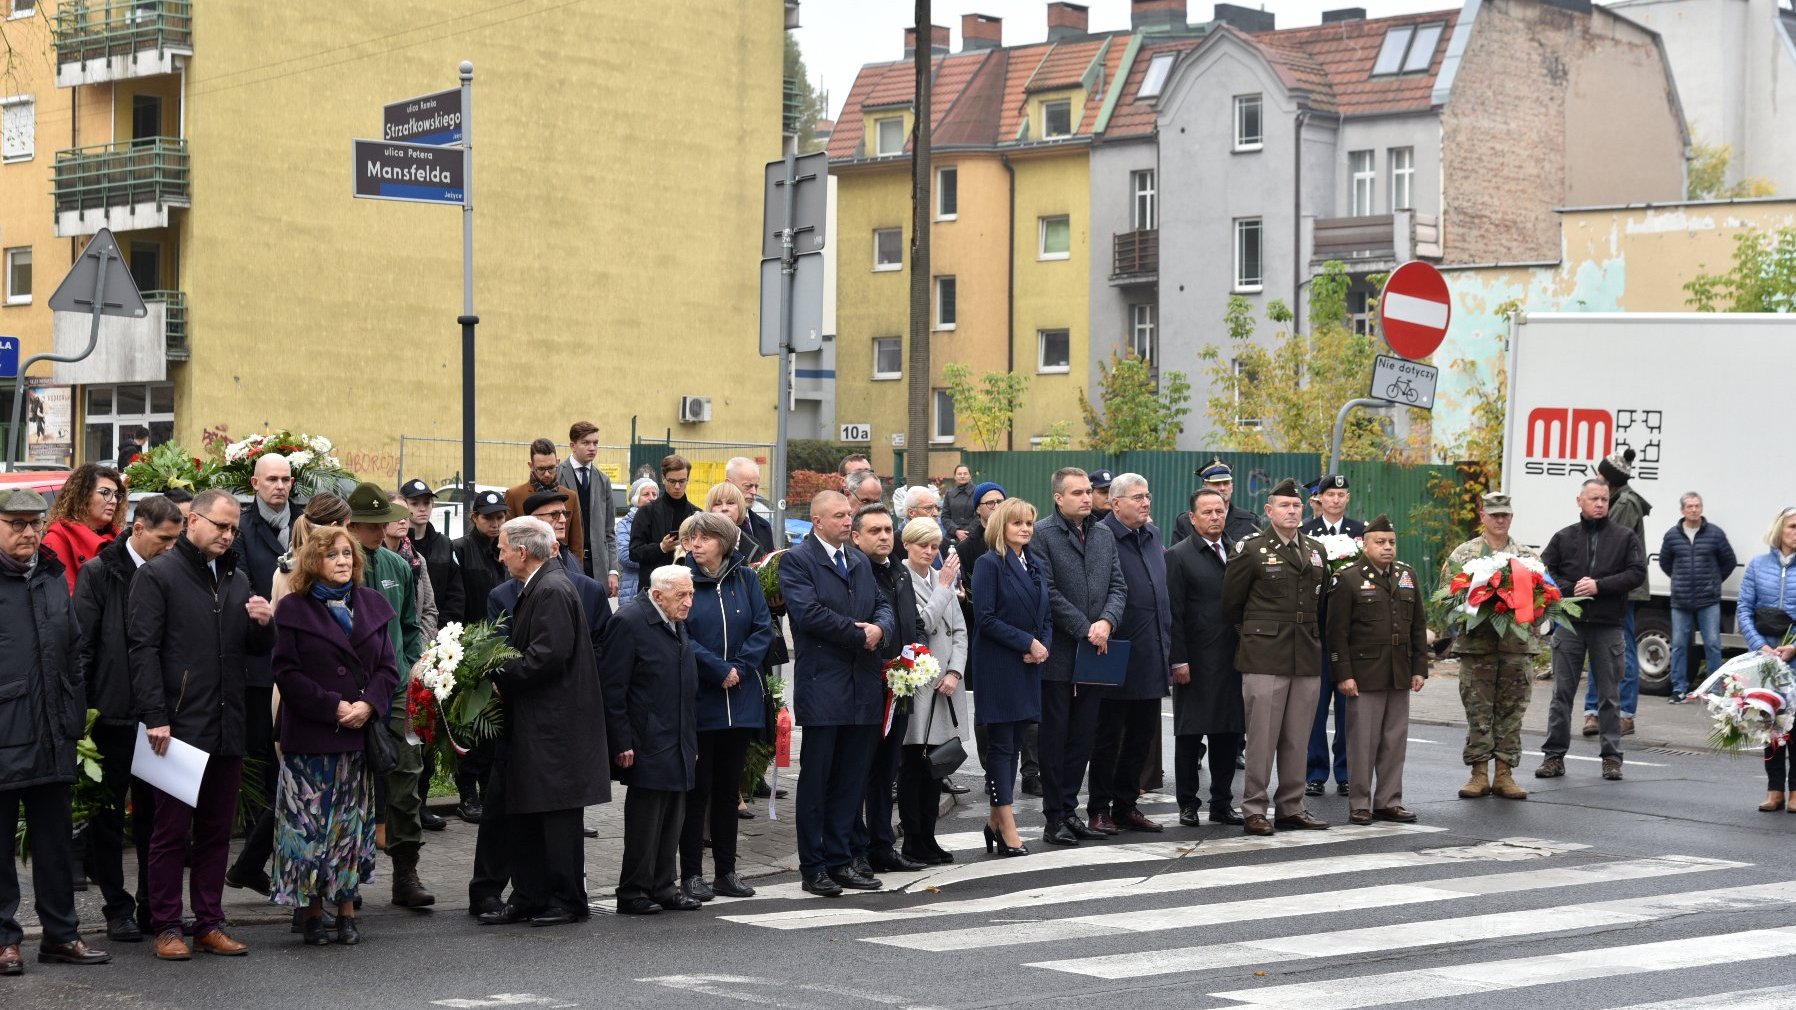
[1442,492,1543,800]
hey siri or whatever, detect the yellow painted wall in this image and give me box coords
[174,1,783,480]
[113,74,180,140]
[1009,150,1088,447]
[1559,202,1796,310]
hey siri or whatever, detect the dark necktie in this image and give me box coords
[575,465,590,500]
[834,548,848,578]
[1212,540,1227,566]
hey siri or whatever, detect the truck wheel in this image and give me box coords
[1634,609,1674,696]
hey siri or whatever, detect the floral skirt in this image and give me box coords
[271,751,377,908]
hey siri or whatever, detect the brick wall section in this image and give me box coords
[1441,0,1685,264]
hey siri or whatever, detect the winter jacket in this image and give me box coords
[236,499,302,687]
[1658,520,1737,611]
[0,549,83,788]
[597,593,695,794]
[127,536,276,756]
[1030,510,1128,685]
[453,528,506,626]
[497,559,613,811]
[73,535,145,726]
[615,508,642,600]
[1737,549,1796,652]
[627,490,699,574]
[1541,517,1648,627]
[682,550,774,732]
[409,522,464,633]
[43,518,116,595]
[361,544,424,693]
[1607,484,1653,603]
[269,588,399,755]
[942,482,977,534]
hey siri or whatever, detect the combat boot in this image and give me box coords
[1490,761,1529,800]
[1457,760,1491,798]
[389,847,436,907]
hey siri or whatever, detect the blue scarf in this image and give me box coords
[310,580,355,638]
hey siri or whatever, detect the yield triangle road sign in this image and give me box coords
[47,228,147,320]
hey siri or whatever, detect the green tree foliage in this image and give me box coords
[1078,352,1191,452]
[944,362,1028,452]
[1035,419,1073,451]
[1684,226,1796,313]
[785,35,829,155]
[1686,140,1776,201]
[1197,261,1423,461]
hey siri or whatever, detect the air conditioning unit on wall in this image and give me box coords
[679,396,712,423]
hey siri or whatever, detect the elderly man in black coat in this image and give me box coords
[601,565,701,915]
[478,516,610,928]
[1167,487,1247,827]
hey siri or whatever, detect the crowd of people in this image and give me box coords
[4,430,1791,975]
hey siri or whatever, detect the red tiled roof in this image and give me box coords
[1105,38,1198,138]
[1256,38,1337,114]
[1250,9,1457,118]
[937,49,1007,148]
[828,51,995,160]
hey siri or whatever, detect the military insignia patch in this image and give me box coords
[1309,549,1322,568]
[1398,571,1416,589]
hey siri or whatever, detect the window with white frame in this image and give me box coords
[872,337,902,379]
[936,166,958,219]
[1042,100,1073,138]
[83,382,175,463]
[875,116,904,155]
[1233,94,1262,151]
[1,96,33,162]
[1130,304,1156,363]
[1038,215,1070,260]
[873,228,903,271]
[1233,218,1263,292]
[934,276,956,329]
[932,388,956,443]
[7,0,37,19]
[1037,329,1070,373]
[3,247,29,305]
[1390,146,1415,211]
[1350,150,1376,216]
[1131,170,1157,230]
[1139,52,1175,99]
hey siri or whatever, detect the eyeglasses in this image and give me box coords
[978,498,1004,508]
[0,517,47,533]
[536,509,571,522]
[192,512,240,536]
[910,504,941,515]
[95,488,124,502]
[531,465,559,476]
[1120,492,1152,503]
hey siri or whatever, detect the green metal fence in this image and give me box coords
[144,290,186,360]
[53,0,193,64]
[52,138,190,215]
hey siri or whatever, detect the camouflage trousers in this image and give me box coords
[1458,653,1533,767]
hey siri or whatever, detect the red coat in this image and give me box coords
[43,519,117,595]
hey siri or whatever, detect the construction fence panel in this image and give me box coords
[396,436,632,495]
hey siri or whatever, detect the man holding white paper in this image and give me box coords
[128,489,275,961]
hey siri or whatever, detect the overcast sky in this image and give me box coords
[795,0,1474,120]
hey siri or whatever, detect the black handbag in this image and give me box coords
[922,686,968,780]
[1754,606,1794,644]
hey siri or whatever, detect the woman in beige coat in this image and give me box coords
[897,518,969,864]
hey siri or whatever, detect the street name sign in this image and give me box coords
[1370,353,1438,410]
[1377,260,1451,360]
[384,88,463,146]
[353,139,465,205]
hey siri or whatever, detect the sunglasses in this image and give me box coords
[192,512,240,536]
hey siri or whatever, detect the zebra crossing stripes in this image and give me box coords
[1602,985,1796,1010]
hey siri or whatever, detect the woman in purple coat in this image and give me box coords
[269,526,398,947]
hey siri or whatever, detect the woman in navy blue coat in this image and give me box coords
[970,498,1051,857]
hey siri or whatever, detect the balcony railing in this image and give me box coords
[54,1,192,85]
[144,290,187,360]
[1111,228,1158,281]
[52,138,189,235]
[1310,211,1441,268]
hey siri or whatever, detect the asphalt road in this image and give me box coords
[12,722,1796,1010]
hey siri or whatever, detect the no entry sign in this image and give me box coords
[1377,261,1451,360]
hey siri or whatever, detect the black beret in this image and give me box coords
[521,488,570,515]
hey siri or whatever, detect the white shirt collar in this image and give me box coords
[521,560,546,590]
[812,531,844,559]
[126,539,148,568]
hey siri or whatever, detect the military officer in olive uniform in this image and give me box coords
[1222,478,1330,836]
[1326,515,1428,825]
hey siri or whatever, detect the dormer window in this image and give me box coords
[875,116,905,155]
[1372,22,1445,77]
[1043,100,1073,138]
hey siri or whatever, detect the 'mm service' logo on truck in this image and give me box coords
[1522,407,1661,480]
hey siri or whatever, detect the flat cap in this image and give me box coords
[0,487,49,513]
[521,487,570,515]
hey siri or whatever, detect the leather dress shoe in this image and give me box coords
[469,897,506,919]
[1210,806,1245,825]
[583,823,600,838]
[1116,809,1164,833]
[38,938,110,965]
[617,897,662,915]
[1020,774,1043,796]
[683,875,715,901]
[869,850,926,873]
[1043,820,1080,846]
[800,872,843,897]
[193,929,249,956]
[1337,782,1350,797]
[659,894,703,912]
[477,903,530,926]
[1274,811,1330,831]
[752,780,787,799]
[1086,812,1120,835]
[851,854,875,879]
[0,943,21,975]
[420,809,448,831]
[1304,781,1325,797]
[1178,807,1204,827]
[1374,805,1418,823]
[829,866,883,891]
[1348,808,1374,825]
[1063,814,1107,840]
[225,865,271,896]
[712,872,756,898]
[457,800,483,824]
[153,931,190,961]
[941,778,970,795]
[530,909,580,926]
[106,916,144,942]
[1242,814,1274,836]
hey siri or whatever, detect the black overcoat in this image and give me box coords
[495,559,611,813]
[596,594,698,792]
[1166,535,1245,735]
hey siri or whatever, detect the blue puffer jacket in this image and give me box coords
[682,550,774,732]
[616,508,641,600]
[1737,549,1796,651]
[1658,520,1738,610]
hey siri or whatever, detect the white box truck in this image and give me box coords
[1501,312,1793,695]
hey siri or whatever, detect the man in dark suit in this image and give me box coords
[848,504,926,874]
[560,421,618,593]
[601,565,700,915]
[505,438,586,570]
[1031,467,1128,846]
[224,453,300,896]
[1301,473,1364,798]
[1168,487,1246,826]
[783,491,895,897]
[1174,459,1259,547]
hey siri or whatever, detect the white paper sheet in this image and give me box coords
[131,723,210,807]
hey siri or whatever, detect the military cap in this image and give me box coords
[1480,492,1514,515]
[398,478,434,500]
[1267,477,1304,500]
[1087,470,1115,490]
[471,489,509,516]
[1198,458,1232,483]
[522,487,571,515]
[346,481,410,524]
[1365,514,1395,534]
[0,487,49,513]
[1317,473,1349,491]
